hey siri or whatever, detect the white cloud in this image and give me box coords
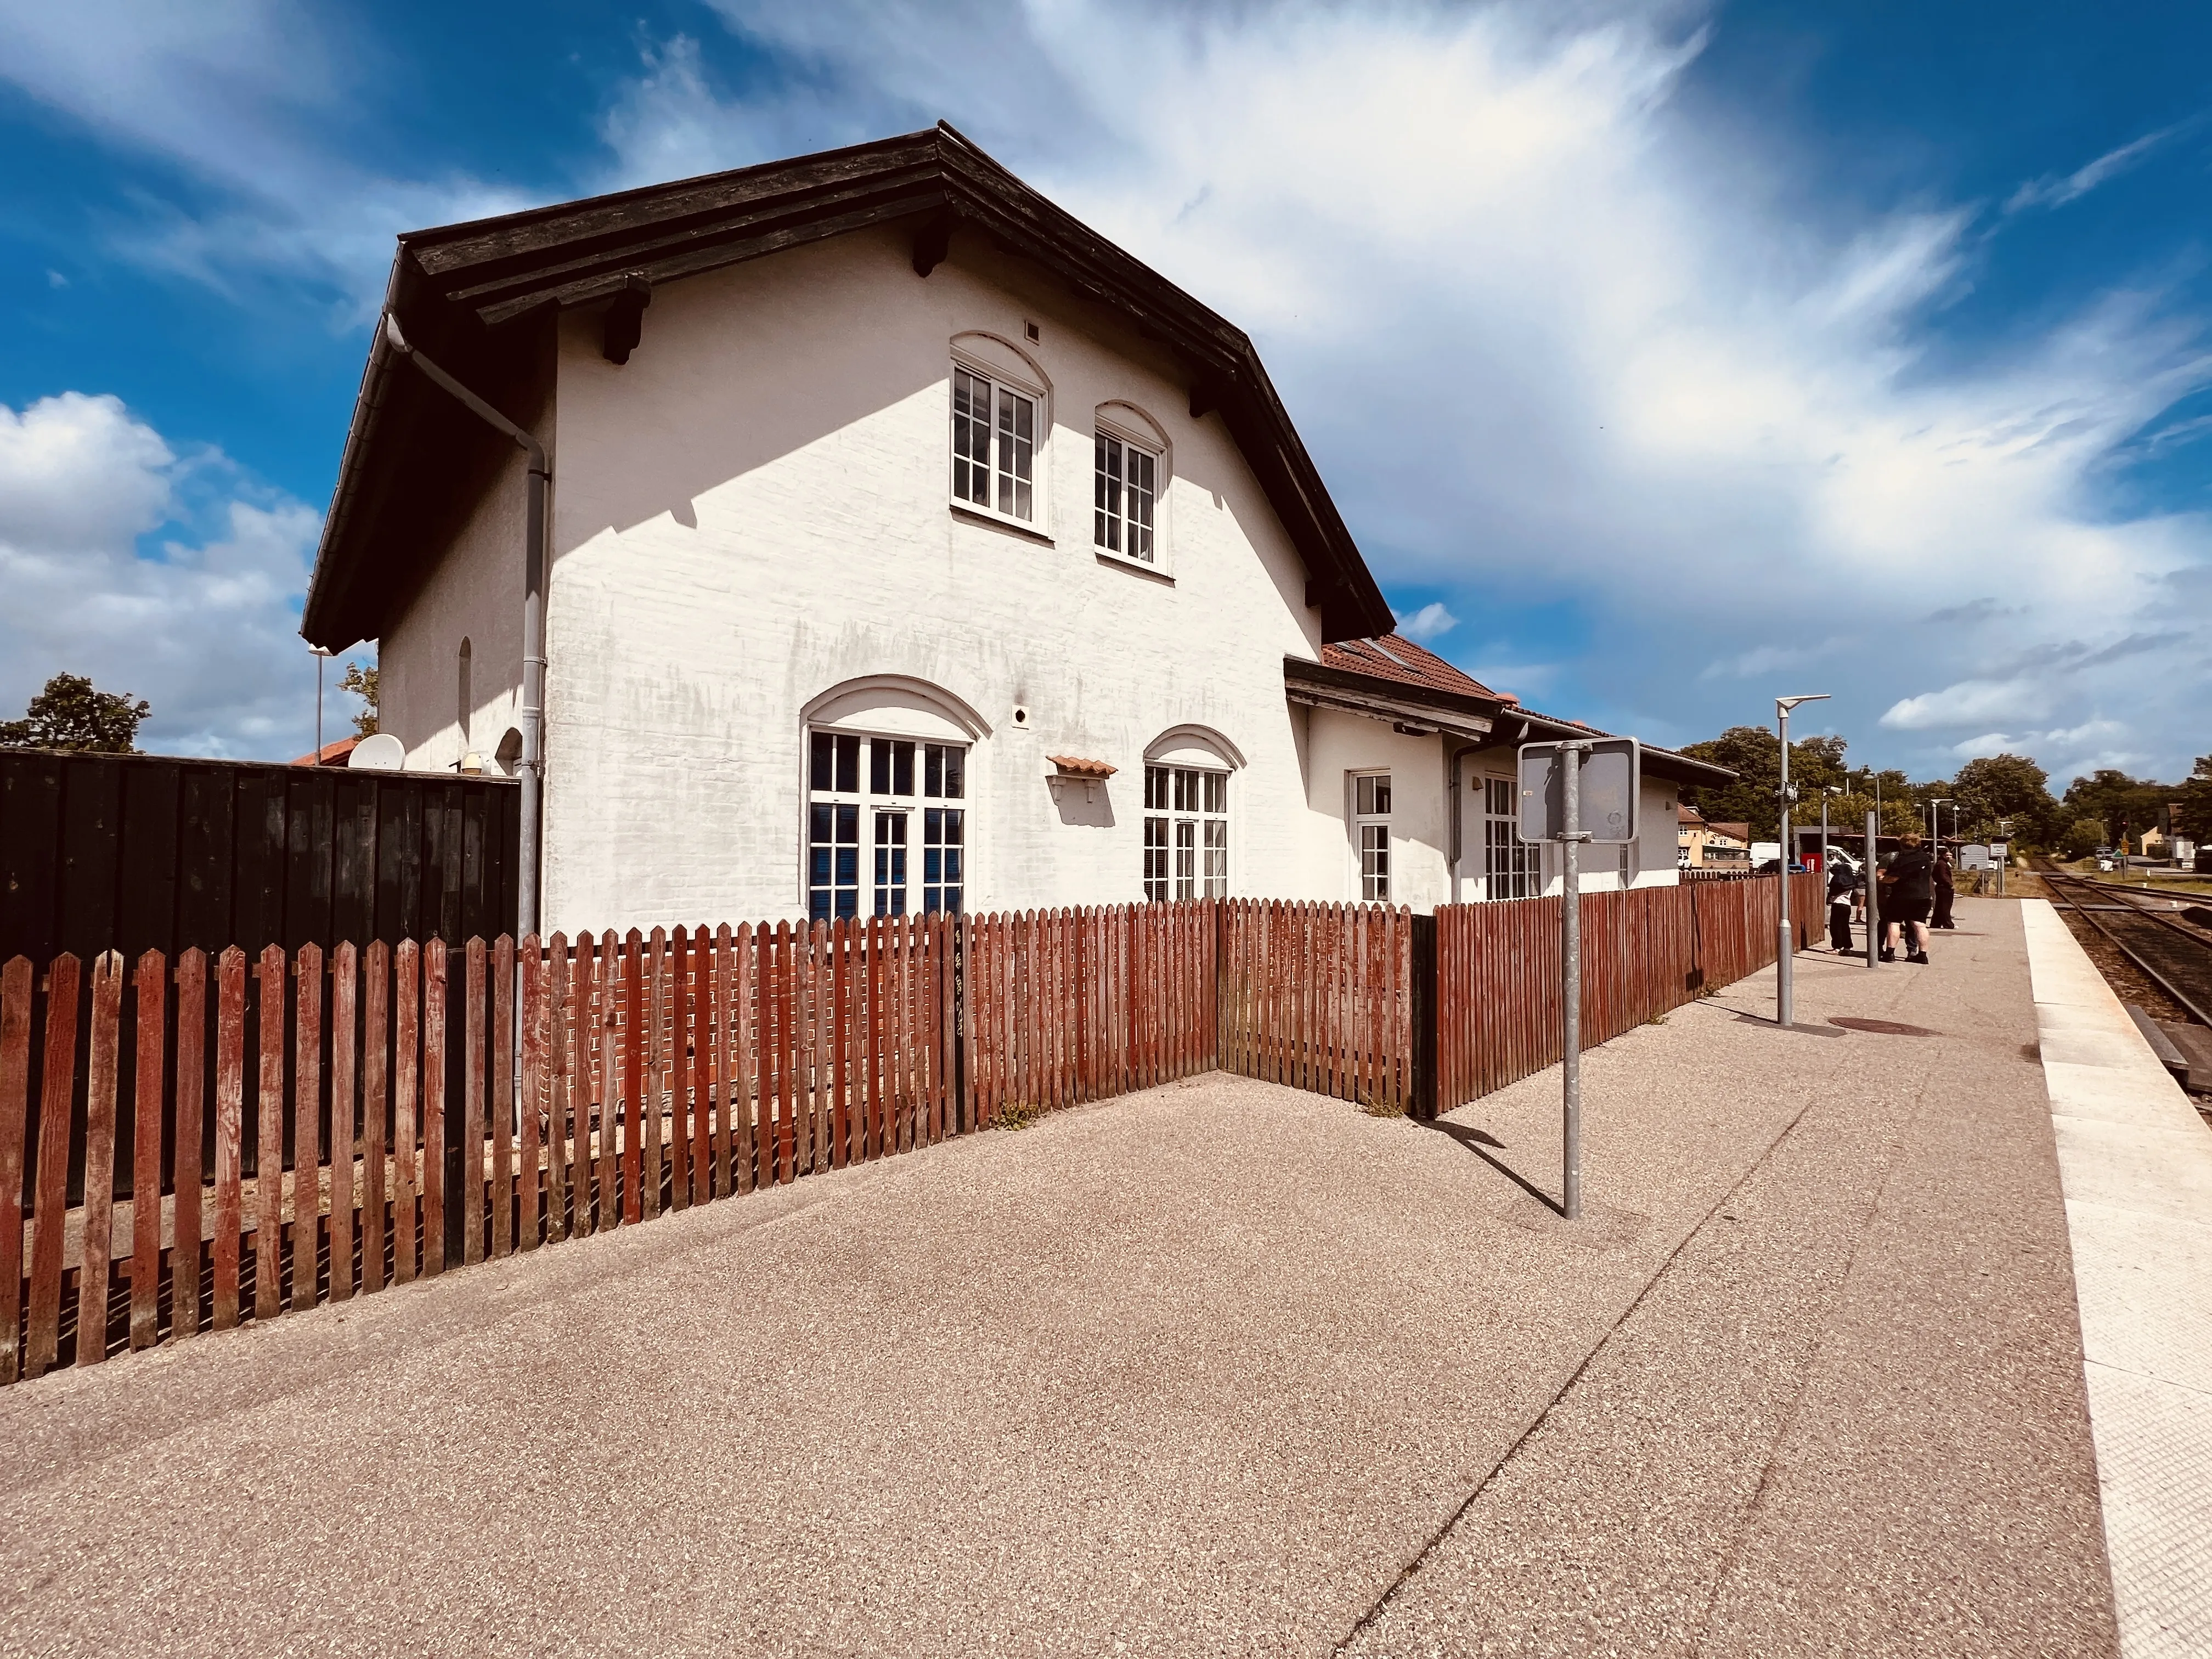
[620,1,2211,777]
[1392,601,1459,642]
[0,393,322,758]
[0,2,530,317]
[1949,732,2013,758]
[2006,127,2176,215]
[1880,678,2047,731]
[10,1,2209,778]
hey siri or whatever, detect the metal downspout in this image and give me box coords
[380,314,548,942]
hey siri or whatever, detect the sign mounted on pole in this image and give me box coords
[1516,737,1639,1223]
[1518,738,1640,844]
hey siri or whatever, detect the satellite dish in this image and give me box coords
[349,733,405,771]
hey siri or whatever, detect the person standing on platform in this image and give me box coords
[1879,831,1936,963]
[1931,849,1957,929]
[1827,856,1860,953]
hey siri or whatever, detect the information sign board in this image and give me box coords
[1517,738,1640,844]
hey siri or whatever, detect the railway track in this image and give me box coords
[2036,862,2212,1028]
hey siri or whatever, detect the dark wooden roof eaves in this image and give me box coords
[307,122,1390,646]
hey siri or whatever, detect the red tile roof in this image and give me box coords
[1047,755,1118,778]
[291,737,360,768]
[1317,635,1511,703]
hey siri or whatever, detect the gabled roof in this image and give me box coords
[302,122,1393,648]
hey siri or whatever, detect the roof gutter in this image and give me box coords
[379,314,549,944]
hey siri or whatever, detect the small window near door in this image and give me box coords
[1353,772,1391,902]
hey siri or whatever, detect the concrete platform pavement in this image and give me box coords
[2024,899,2212,1658]
[0,896,2116,1657]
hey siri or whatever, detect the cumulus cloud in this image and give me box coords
[1392,601,1459,642]
[0,393,323,758]
[1880,678,2048,731]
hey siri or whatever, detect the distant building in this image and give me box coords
[1678,805,1752,870]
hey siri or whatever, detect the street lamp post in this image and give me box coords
[1774,695,1831,1028]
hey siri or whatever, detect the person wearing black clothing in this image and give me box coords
[1931,850,1957,929]
[1879,831,1936,963]
[1827,859,1860,953]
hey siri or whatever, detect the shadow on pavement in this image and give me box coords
[1422,1118,1565,1215]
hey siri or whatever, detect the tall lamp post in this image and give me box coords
[1775,694,1831,1028]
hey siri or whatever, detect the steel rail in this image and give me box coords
[2038,864,2212,1028]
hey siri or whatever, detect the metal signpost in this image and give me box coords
[1773,696,1830,1027]
[1518,736,1639,1221]
[1865,808,1880,969]
[1990,837,2009,896]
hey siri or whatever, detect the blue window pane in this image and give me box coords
[811,802,831,840]
[836,889,857,919]
[836,847,856,884]
[924,849,942,883]
[809,891,828,923]
[837,803,857,842]
[811,848,831,883]
[945,849,962,882]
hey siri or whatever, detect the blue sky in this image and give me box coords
[1,1,2207,786]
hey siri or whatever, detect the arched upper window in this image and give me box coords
[950,332,1050,528]
[1094,402,1171,567]
[1141,726,1239,901]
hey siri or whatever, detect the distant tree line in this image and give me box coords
[1677,726,2212,858]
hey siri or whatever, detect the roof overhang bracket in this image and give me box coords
[601,274,652,365]
[912,213,955,278]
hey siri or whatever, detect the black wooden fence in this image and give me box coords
[0,750,518,962]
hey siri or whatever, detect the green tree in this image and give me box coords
[1951,753,2058,844]
[2061,817,2108,859]
[0,673,149,753]
[2176,754,2212,845]
[339,661,379,738]
[1678,726,1851,843]
[2061,769,2172,855]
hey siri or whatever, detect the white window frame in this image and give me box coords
[806,729,969,922]
[1352,772,1392,903]
[1093,410,1169,575]
[1481,774,1541,901]
[949,353,1047,535]
[1144,763,1228,901]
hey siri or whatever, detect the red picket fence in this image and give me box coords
[0,916,954,1381]
[1218,900,1416,1114]
[964,900,1216,1121]
[1435,872,1822,1108]
[3,876,1822,1384]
